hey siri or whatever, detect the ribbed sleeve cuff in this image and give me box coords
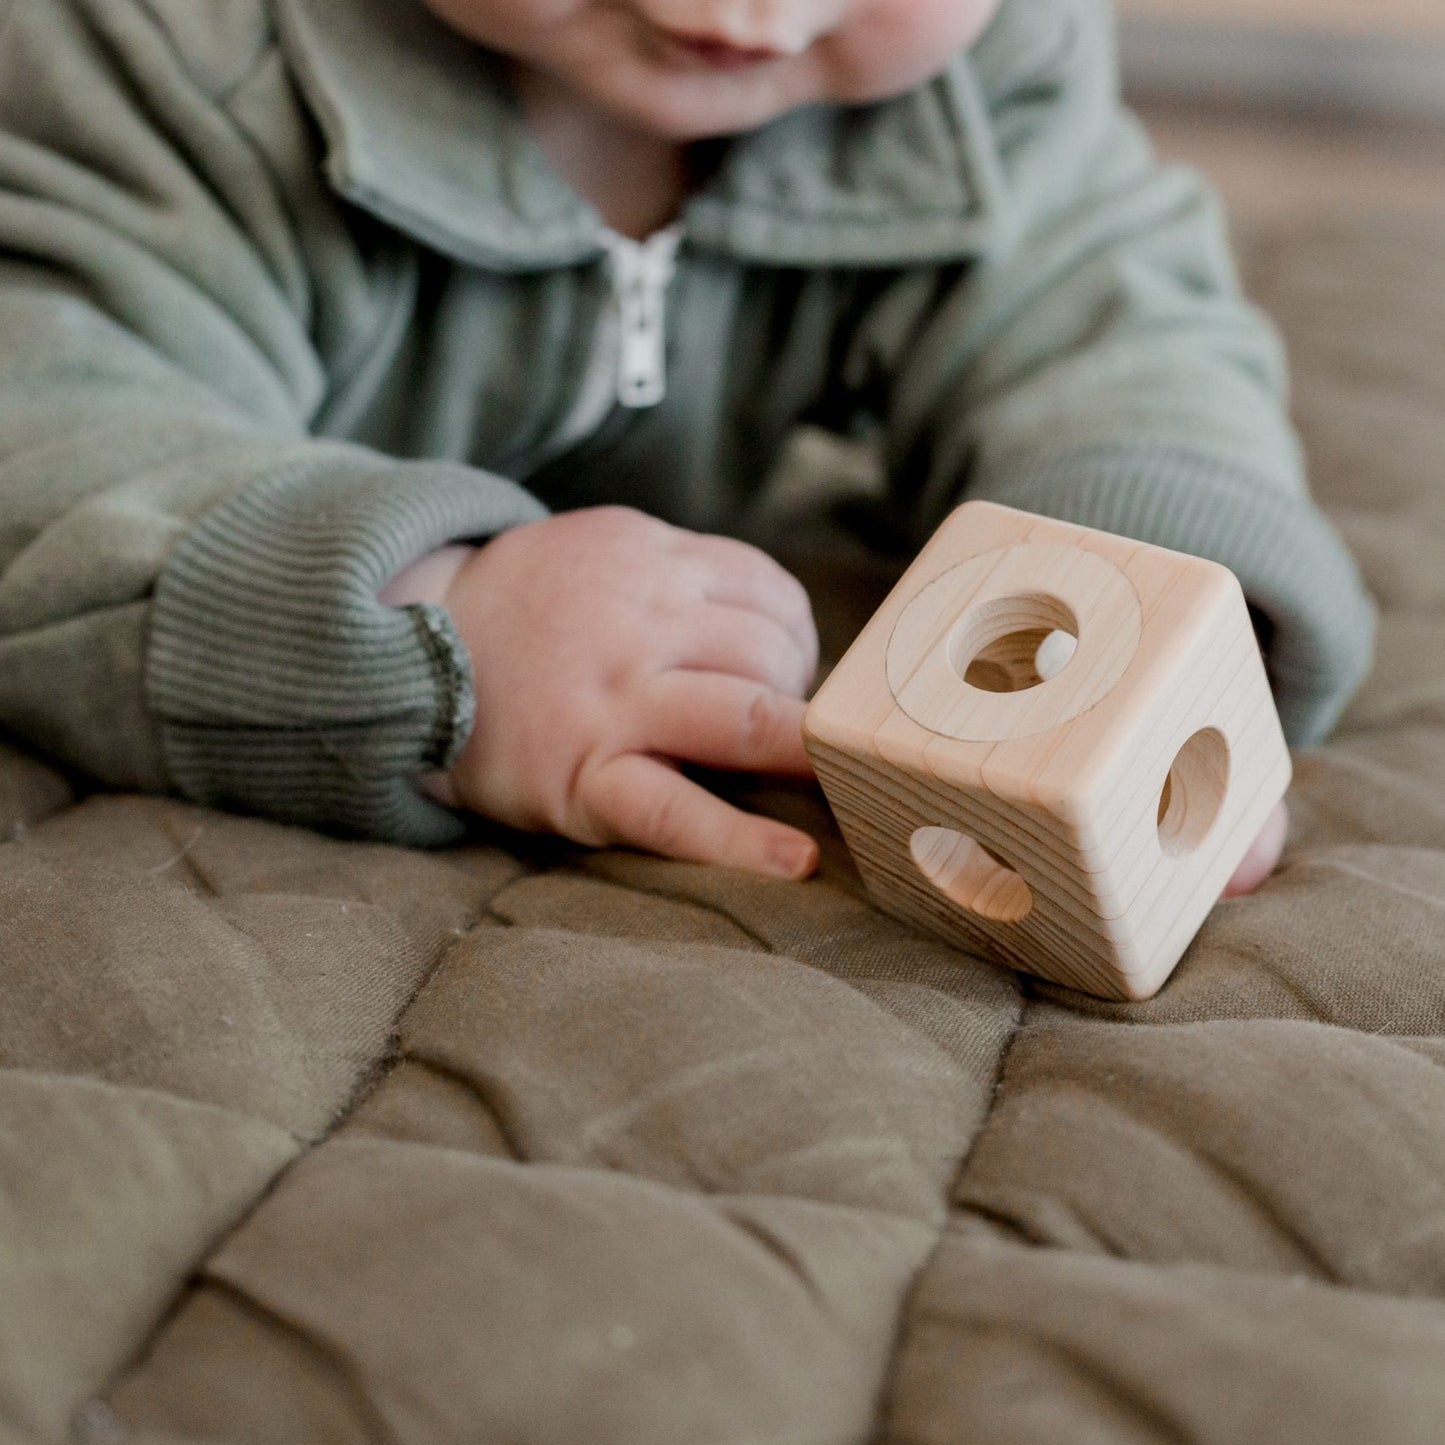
[145,451,547,846]
[979,445,1377,745]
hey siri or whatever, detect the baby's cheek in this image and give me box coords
[823,0,1002,101]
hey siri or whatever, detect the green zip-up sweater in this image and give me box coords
[0,0,1374,846]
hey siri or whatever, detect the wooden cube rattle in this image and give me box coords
[803,500,1291,1001]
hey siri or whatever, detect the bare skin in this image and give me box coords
[1221,799,1289,898]
[400,510,821,879]
[386,0,1290,891]
[385,514,1289,891]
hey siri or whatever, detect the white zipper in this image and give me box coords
[527,225,682,471]
[604,224,682,409]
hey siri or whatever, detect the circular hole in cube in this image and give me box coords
[909,826,1033,923]
[1157,727,1230,857]
[951,594,1079,693]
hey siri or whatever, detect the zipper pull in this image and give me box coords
[606,227,682,409]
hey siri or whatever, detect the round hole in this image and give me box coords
[1157,728,1230,857]
[951,594,1079,694]
[910,826,1034,923]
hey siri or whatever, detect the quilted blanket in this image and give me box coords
[4,211,1445,1445]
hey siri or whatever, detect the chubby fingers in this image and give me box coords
[578,752,819,879]
[638,671,813,776]
[683,534,819,678]
[676,607,816,698]
[1221,800,1289,899]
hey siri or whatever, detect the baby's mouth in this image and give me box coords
[652,28,789,71]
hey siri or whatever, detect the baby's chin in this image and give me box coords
[578,64,816,141]
[580,53,946,143]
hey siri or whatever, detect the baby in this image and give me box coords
[0,0,1373,896]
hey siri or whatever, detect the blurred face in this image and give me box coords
[422,0,1004,140]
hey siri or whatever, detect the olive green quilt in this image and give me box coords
[3,212,1445,1445]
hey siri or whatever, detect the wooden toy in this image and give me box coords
[803,500,1291,1001]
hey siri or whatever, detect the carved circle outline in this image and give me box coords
[886,543,1143,743]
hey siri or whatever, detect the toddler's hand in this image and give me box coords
[1221,800,1288,898]
[436,507,821,878]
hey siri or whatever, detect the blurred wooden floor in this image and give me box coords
[1121,0,1445,40]
[1137,103,1445,227]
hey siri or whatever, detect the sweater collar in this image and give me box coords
[277,0,1007,270]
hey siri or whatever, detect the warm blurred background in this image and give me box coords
[1118,0,1445,224]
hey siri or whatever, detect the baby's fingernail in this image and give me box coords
[767,835,816,879]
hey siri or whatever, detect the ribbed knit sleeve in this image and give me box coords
[0,0,547,842]
[146,456,545,845]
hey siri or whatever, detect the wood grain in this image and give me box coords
[804,501,1292,1001]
